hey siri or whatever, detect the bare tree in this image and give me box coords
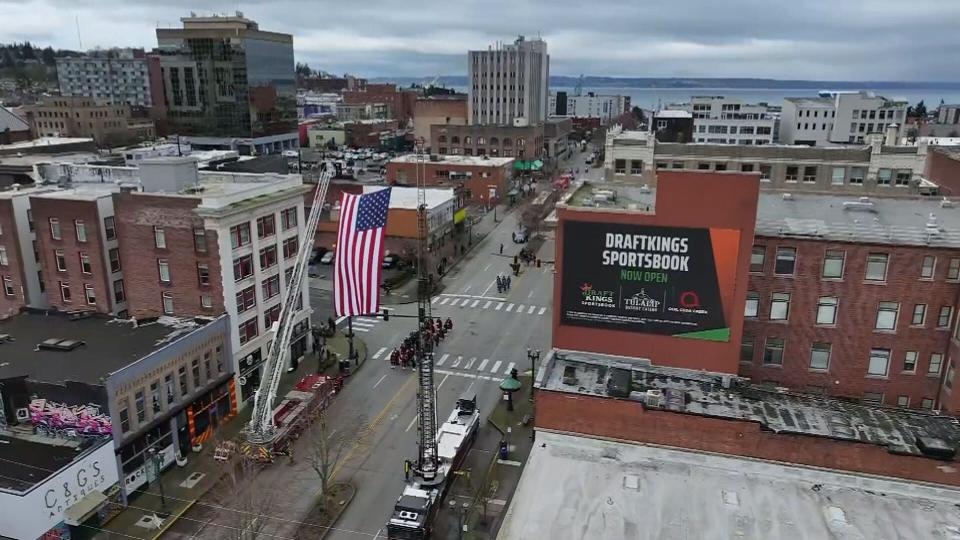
[305,411,371,508]
[212,458,278,540]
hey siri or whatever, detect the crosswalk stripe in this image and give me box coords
[440,298,450,305]
[451,298,461,306]
[484,300,492,309]
[504,361,516,375]
[431,297,440,304]
[517,304,525,313]
[506,304,514,312]
[465,357,476,369]
[495,302,504,311]
[353,321,375,328]
[373,347,387,359]
[527,305,536,314]
[491,360,502,373]
[354,327,370,332]
[356,317,379,323]
[452,355,462,367]
[478,358,490,371]
[437,353,449,366]
[538,307,546,315]
[471,299,480,308]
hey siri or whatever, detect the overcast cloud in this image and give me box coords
[0,0,958,80]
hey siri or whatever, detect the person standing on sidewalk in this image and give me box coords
[500,243,504,255]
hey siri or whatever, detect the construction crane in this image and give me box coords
[245,169,333,447]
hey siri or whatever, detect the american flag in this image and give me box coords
[334,187,392,316]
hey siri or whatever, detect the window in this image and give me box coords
[0,247,6,266]
[938,306,953,328]
[193,228,207,252]
[135,390,145,422]
[831,167,845,185]
[165,374,176,404]
[715,163,728,171]
[896,395,909,407]
[151,381,161,413]
[770,292,791,320]
[759,165,771,181]
[875,301,899,330]
[55,249,66,271]
[238,317,259,345]
[162,291,174,314]
[785,166,799,182]
[74,220,87,242]
[83,284,96,305]
[921,398,934,410]
[863,392,884,405]
[197,263,210,286]
[614,159,626,174]
[158,259,170,282]
[809,342,831,371]
[281,207,298,230]
[262,275,281,300]
[49,218,61,240]
[201,295,213,308]
[233,254,254,281]
[113,279,125,303]
[109,248,121,272]
[750,246,765,273]
[903,351,918,372]
[59,281,71,302]
[774,247,796,275]
[920,256,935,279]
[697,162,711,170]
[179,365,188,396]
[895,170,911,186]
[257,215,276,238]
[740,333,754,363]
[154,226,166,248]
[283,237,298,259]
[867,348,890,376]
[741,163,755,172]
[763,337,785,365]
[849,167,865,185]
[104,216,116,240]
[744,292,759,317]
[3,276,14,296]
[912,304,927,326]
[192,357,201,386]
[929,353,944,375]
[816,296,838,325]
[865,253,888,281]
[119,406,130,433]
[230,222,251,249]
[802,166,817,183]
[236,286,257,313]
[877,169,892,186]
[78,252,93,274]
[821,250,844,279]
[260,245,278,269]
[949,258,960,281]
[264,304,282,328]
[629,160,643,175]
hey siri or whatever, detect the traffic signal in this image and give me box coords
[383,308,390,321]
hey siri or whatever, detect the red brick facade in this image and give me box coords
[925,148,960,196]
[30,196,114,314]
[430,124,544,160]
[0,199,28,319]
[344,120,400,148]
[112,192,224,320]
[742,238,960,409]
[342,86,417,126]
[385,159,512,206]
[535,389,960,488]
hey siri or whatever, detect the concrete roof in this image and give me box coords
[389,154,514,167]
[499,431,960,540]
[784,97,834,107]
[655,110,693,118]
[0,137,94,151]
[0,434,99,492]
[30,184,118,201]
[0,106,29,132]
[756,191,960,248]
[363,185,452,210]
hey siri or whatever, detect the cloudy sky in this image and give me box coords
[1,0,958,81]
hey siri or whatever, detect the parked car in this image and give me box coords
[320,251,335,265]
[382,254,399,269]
[311,247,328,263]
[512,228,528,243]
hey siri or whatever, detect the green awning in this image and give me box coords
[513,160,544,171]
[531,159,543,170]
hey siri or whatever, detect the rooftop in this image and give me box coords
[562,181,656,212]
[539,349,960,458]
[0,434,102,493]
[30,183,118,201]
[654,110,692,119]
[500,431,960,540]
[756,191,960,248]
[388,154,514,167]
[784,96,834,107]
[0,312,208,386]
[0,137,95,152]
[363,185,453,210]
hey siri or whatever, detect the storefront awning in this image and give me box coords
[453,207,467,224]
[64,490,108,525]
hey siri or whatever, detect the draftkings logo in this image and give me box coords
[624,289,661,313]
[579,283,616,308]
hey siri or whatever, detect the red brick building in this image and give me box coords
[344,119,400,148]
[0,188,49,319]
[412,96,467,146]
[430,123,544,160]
[342,84,417,127]
[925,147,960,196]
[384,154,514,206]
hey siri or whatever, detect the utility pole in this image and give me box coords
[347,315,356,364]
[527,348,541,401]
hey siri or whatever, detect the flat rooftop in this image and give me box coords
[562,181,656,212]
[389,154,514,167]
[784,96,834,106]
[30,183,117,201]
[499,431,960,540]
[0,137,94,151]
[364,185,452,210]
[0,313,208,386]
[0,434,102,493]
[655,110,692,118]
[539,349,960,458]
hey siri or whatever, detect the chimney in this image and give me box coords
[884,123,898,146]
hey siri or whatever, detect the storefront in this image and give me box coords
[185,379,237,447]
[239,349,265,403]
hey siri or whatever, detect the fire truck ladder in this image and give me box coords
[245,169,333,445]
[414,142,440,483]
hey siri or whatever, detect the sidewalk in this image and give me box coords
[98,330,366,539]
[433,375,535,540]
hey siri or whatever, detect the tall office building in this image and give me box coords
[56,49,152,108]
[154,13,298,155]
[467,36,549,126]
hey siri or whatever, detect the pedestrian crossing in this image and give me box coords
[347,316,382,333]
[430,354,522,379]
[430,295,550,317]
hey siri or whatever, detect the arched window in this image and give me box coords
[502,137,512,147]
[464,136,472,145]
[489,137,499,145]
[451,136,460,144]
[438,135,447,143]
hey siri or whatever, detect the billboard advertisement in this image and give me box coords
[560,221,740,341]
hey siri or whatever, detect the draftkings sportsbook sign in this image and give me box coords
[560,221,737,342]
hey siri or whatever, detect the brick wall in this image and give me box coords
[413,98,467,144]
[925,148,960,196]
[30,197,112,313]
[535,389,960,488]
[384,161,510,206]
[430,124,544,160]
[113,192,224,319]
[0,199,28,319]
[743,238,960,408]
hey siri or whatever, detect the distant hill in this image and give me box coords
[372,76,960,90]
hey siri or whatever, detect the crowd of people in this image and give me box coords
[389,317,453,368]
[497,274,512,293]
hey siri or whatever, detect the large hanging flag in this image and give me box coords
[334,187,392,316]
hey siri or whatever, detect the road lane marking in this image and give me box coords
[373,374,387,389]
[528,290,535,298]
[431,297,440,304]
[491,360,502,373]
[440,297,451,305]
[353,321,375,328]
[452,355,462,367]
[496,302,504,311]
[465,357,476,369]
[538,307,546,315]
[335,315,349,324]
[470,299,479,308]
[527,305,536,314]
[354,327,370,332]
[517,304,525,312]
[437,353,449,366]
[437,372,450,390]
[478,358,490,371]
[373,347,387,359]
[506,304,514,312]
[357,317,379,323]
[405,414,418,432]
[464,285,472,292]
[484,300,492,309]
[504,361,516,375]
[483,263,492,271]
[440,293,507,300]
[449,298,460,306]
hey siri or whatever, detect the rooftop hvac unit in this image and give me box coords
[645,389,663,409]
[429,154,439,162]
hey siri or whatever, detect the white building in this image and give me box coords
[672,96,775,145]
[468,36,549,126]
[56,51,152,108]
[780,91,908,146]
[548,92,629,124]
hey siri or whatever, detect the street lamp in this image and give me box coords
[148,446,169,516]
[527,348,541,401]
[449,500,470,540]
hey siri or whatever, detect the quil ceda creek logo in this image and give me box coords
[578,283,616,308]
